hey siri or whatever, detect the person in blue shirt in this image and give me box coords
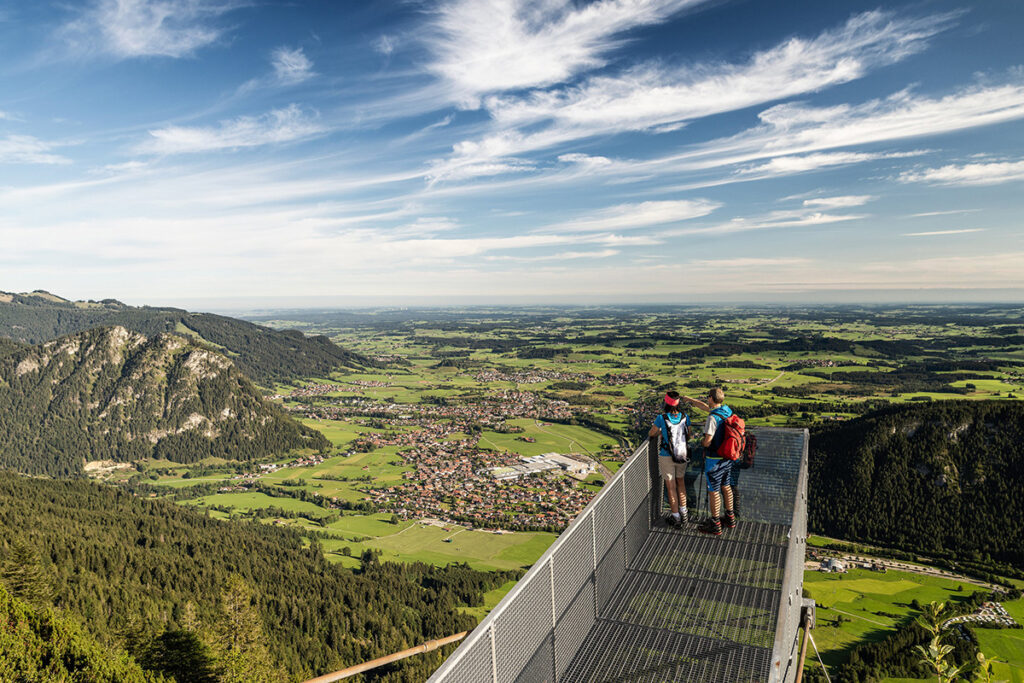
[648,390,690,527]
[683,388,736,536]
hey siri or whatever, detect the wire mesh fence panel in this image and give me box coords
[436,626,494,683]
[622,452,652,566]
[493,564,555,683]
[554,576,596,678]
[513,632,555,683]
[552,511,594,617]
[594,476,625,559]
[596,531,626,615]
[430,428,807,683]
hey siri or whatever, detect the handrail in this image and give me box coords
[303,632,468,683]
[428,438,651,680]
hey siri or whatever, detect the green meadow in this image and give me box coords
[803,567,1006,674]
[805,569,1024,682]
[319,522,557,572]
[478,418,614,457]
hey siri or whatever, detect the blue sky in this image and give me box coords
[1,0,1023,306]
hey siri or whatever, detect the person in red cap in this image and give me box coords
[648,390,691,527]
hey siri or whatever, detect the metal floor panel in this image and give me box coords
[562,520,785,682]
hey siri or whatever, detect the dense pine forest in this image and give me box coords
[0,326,327,476]
[0,473,516,681]
[0,290,373,384]
[809,401,1024,570]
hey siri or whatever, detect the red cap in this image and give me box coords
[663,394,680,406]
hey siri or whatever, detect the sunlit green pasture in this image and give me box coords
[477,418,613,457]
[804,567,980,670]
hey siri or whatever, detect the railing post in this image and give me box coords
[489,625,498,683]
[648,434,660,526]
[549,559,557,682]
[590,511,598,618]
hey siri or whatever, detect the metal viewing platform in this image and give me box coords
[428,428,808,683]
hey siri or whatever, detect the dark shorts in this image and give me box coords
[705,457,733,493]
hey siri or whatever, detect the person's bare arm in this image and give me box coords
[702,432,713,448]
[648,426,660,437]
[684,396,711,412]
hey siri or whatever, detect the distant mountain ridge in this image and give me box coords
[809,400,1024,570]
[0,289,373,385]
[0,326,327,476]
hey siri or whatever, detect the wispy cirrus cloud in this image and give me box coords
[426,0,710,106]
[485,248,620,262]
[535,199,720,233]
[689,257,812,268]
[591,79,1024,191]
[374,34,396,56]
[427,10,954,182]
[803,195,875,209]
[0,135,72,165]
[898,159,1024,186]
[909,209,982,218]
[60,0,239,59]
[271,46,315,85]
[662,206,866,239]
[903,228,986,236]
[138,104,325,155]
[736,151,921,177]
[698,82,1024,166]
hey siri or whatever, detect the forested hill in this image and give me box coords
[809,400,1024,569]
[0,336,24,359]
[0,473,514,681]
[0,581,158,682]
[0,326,327,476]
[0,290,373,384]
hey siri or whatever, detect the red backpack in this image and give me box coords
[715,414,746,461]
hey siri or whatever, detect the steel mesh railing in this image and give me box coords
[428,428,808,683]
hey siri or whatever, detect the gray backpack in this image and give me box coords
[664,417,689,463]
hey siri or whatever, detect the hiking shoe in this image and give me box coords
[723,511,736,529]
[664,514,681,528]
[698,519,722,536]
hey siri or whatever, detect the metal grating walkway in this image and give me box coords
[561,519,788,682]
[429,428,808,683]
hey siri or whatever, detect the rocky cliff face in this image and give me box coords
[0,326,327,476]
[0,290,374,384]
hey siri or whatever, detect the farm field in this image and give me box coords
[804,568,1024,681]
[319,521,557,572]
[478,418,615,458]
[804,568,978,669]
[95,305,1024,630]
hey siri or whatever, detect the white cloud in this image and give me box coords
[903,228,985,236]
[909,209,982,218]
[374,34,396,56]
[486,249,620,262]
[271,46,315,85]
[536,199,720,233]
[803,195,875,209]
[716,83,1024,164]
[738,152,911,176]
[606,80,1024,189]
[61,0,237,59]
[138,104,325,155]
[661,207,865,238]
[491,11,950,130]
[898,160,1024,186]
[689,257,811,268]
[426,0,709,106]
[0,135,71,165]
[430,10,954,181]
[558,153,613,169]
